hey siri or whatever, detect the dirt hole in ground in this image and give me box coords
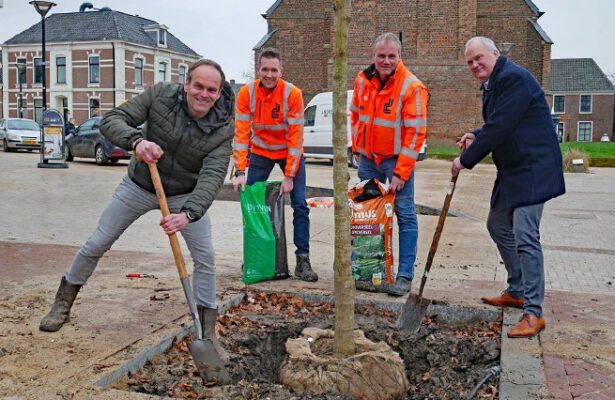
[111,291,501,399]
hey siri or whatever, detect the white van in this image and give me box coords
[302,90,427,168]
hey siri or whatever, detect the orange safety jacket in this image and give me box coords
[350,60,428,181]
[234,78,305,178]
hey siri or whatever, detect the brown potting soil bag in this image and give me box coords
[348,178,395,292]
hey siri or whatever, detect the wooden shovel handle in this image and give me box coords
[147,163,189,279]
[417,145,465,298]
[417,174,458,297]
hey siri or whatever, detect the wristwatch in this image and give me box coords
[184,210,196,222]
[234,170,245,177]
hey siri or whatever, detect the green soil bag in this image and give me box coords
[240,181,289,284]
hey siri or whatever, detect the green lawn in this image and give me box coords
[559,142,615,158]
[428,142,615,166]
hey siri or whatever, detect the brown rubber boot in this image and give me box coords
[198,306,230,363]
[295,254,318,282]
[39,277,82,332]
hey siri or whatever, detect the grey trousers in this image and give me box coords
[487,203,545,318]
[66,175,217,308]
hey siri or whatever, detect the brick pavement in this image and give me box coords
[541,291,615,399]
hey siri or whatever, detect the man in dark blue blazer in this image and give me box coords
[452,36,565,338]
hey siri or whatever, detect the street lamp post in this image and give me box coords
[30,1,57,168]
[16,61,27,119]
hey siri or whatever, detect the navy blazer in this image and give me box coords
[460,57,565,210]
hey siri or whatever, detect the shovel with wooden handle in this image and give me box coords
[399,147,464,333]
[146,161,231,385]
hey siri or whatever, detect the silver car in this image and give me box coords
[0,118,41,152]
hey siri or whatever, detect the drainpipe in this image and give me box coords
[111,41,116,108]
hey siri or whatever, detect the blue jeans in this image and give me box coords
[358,156,417,280]
[487,203,545,318]
[66,176,217,308]
[246,153,310,255]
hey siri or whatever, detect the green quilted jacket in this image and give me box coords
[100,81,234,221]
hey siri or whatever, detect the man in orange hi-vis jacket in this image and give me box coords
[350,33,428,296]
[232,48,317,282]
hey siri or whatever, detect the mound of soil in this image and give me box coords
[112,292,501,399]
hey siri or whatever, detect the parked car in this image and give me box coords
[302,91,427,168]
[65,117,132,165]
[0,118,41,152]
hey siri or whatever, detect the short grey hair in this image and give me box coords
[465,36,499,54]
[373,32,402,54]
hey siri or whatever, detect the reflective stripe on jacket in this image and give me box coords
[350,61,428,181]
[234,78,304,178]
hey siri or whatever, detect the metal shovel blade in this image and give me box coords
[398,294,430,333]
[188,339,232,385]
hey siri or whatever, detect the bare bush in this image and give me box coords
[563,148,590,173]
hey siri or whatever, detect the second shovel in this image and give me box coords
[399,169,461,333]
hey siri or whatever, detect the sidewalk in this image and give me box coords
[0,153,614,398]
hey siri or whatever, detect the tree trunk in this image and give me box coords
[332,0,354,356]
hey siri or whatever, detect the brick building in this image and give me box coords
[1,8,200,125]
[0,50,3,118]
[255,0,552,142]
[547,58,614,143]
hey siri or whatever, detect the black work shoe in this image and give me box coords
[295,254,318,282]
[385,277,412,296]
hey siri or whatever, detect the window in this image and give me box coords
[76,118,96,134]
[580,95,592,113]
[34,98,44,125]
[34,57,44,84]
[578,122,592,142]
[553,95,565,113]
[89,56,100,84]
[304,105,316,127]
[8,119,39,130]
[135,58,143,86]
[178,65,186,84]
[556,122,564,143]
[17,58,27,85]
[18,98,27,119]
[158,62,167,82]
[158,30,166,46]
[56,57,66,84]
[89,98,100,117]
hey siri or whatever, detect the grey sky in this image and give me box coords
[533,0,615,76]
[1,0,614,81]
[0,0,273,81]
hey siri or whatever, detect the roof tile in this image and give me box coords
[550,58,614,92]
[3,10,199,57]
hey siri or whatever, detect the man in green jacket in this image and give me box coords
[39,59,234,361]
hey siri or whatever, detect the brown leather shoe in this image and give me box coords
[507,314,546,338]
[481,291,524,308]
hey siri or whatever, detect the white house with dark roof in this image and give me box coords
[547,58,614,142]
[1,7,200,124]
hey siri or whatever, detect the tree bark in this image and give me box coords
[332,0,354,356]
